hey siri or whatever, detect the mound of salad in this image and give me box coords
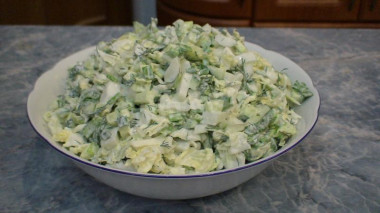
[44,19,312,174]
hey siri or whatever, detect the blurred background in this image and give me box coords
[0,0,379,27]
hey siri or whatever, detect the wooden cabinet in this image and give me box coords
[359,0,380,21]
[0,0,132,25]
[253,0,360,22]
[253,0,380,27]
[159,0,252,18]
[157,0,380,27]
[1,0,379,27]
[0,0,46,24]
[44,0,107,25]
[157,0,252,26]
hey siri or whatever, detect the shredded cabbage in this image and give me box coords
[44,19,312,174]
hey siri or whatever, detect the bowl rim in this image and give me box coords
[27,42,320,179]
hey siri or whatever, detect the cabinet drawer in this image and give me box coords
[157,0,251,26]
[159,0,252,18]
[359,0,380,21]
[253,0,361,21]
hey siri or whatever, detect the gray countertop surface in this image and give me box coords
[0,26,379,213]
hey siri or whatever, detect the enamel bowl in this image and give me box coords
[28,42,320,200]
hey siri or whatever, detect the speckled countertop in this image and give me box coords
[0,26,379,213]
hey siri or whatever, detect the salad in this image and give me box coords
[44,19,312,175]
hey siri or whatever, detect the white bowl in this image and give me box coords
[27,42,320,200]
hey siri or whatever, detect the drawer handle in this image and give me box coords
[348,0,356,11]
